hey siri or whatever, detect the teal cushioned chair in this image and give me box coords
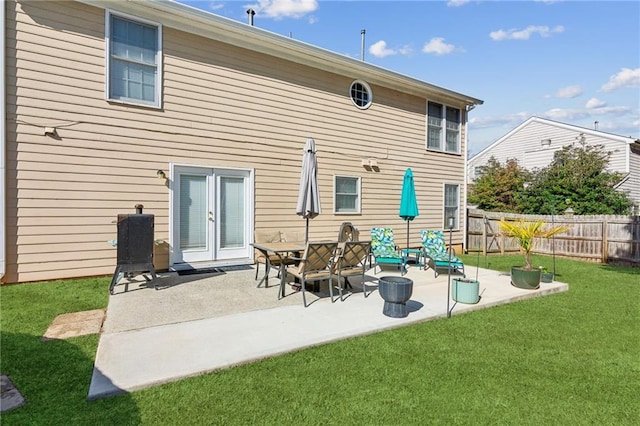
[370,227,406,276]
[420,230,465,278]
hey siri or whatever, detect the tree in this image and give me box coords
[469,157,531,212]
[519,143,631,215]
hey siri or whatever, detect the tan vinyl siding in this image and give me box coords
[4,0,469,283]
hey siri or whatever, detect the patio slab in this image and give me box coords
[89,265,568,400]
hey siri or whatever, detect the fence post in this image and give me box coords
[602,218,608,264]
[500,215,505,255]
[482,216,487,255]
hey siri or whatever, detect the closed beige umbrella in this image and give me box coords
[296,138,321,242]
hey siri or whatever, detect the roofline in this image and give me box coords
[470,116,637,161]
[76,0,483,107]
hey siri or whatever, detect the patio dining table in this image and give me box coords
[251,241,306,294]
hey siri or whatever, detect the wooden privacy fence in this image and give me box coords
[467,209,640,266]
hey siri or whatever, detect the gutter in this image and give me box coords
[1,2,5,281]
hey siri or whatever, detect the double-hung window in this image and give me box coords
[107,12,162,108]
[427,101,461,153]
[444,184,460,229]
[334,176,361,214]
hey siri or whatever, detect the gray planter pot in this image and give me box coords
[378,276,413,318]
[540,272,554,283]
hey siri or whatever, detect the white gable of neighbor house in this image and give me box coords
[619,144,640,210]
[468,117,634,182]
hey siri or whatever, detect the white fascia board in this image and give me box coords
[76,0,483,106]
[530,117,637,145]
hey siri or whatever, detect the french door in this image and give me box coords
[172,166,252,265]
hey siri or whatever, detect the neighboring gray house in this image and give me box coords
[468,116,640,210]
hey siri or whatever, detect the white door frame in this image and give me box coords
[169,163,254,267]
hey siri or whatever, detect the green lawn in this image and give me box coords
[1,255,638,425]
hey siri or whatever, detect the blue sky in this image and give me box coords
[174,0,640,155]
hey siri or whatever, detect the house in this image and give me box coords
[467,116,640,210]
[0,0,482,284]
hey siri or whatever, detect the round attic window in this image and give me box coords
[349,80,373,109]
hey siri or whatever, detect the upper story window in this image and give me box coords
[350,80,373,109]
[334,175,361,214]
[107,12,162,108]
[427,101,461,154]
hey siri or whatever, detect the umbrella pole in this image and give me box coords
[406,221,410,249]
[305,217,309,243]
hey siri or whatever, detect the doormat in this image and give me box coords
[176,267,222,276]
[219,265,253,272]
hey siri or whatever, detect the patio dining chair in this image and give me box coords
[282,242,338,307]
[254,230,296,284]
[420,229,465,278]
[332,241,372,301]
[370,227,406,275]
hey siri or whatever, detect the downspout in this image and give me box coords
[0,1,6,281]
[463,104,476,254]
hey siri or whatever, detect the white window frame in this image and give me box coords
[333,175,361,214]
[106,11,162,108]
[349,80,373,110]
[443,183,460,230]
[427,101,461,154]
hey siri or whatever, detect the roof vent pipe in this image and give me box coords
[594,120,599,130]
[360,29,366,61]
[247,9,255,26]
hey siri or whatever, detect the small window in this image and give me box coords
[349,80,372,109]
[334,176,361,214]
[107,12,162,108]
[427,101,461,153]
[444,184,460,229]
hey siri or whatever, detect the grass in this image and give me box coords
[1,255,638,425]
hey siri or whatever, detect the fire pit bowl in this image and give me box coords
[378,276,414,318]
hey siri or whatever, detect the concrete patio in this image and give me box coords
[88,263,568,400]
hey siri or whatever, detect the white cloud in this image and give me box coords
[585,98,606,109]
[447,0,470,7]
[422,37,456,55]
[468,112,529,129]
[542,108,590,121]
[207,1,225,11]
[551,85,583,99]
[369,40,397,58]
[245,0,318,19]
[490,25,564,41]
[601,67,640,92]
[398,45,413,56]
[369,41,413,58]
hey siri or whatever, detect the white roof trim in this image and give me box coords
[470,116,638,161]
[77,0,483,106]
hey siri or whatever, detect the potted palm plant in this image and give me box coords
[498,219,569,289]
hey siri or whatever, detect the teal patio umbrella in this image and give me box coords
[399,168,419,248]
